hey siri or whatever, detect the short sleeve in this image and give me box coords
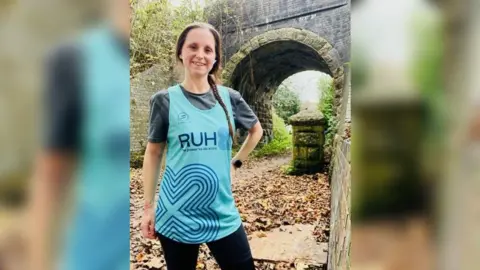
[147,90,170,143]
[43,43,83,152]
[228,88,259,130]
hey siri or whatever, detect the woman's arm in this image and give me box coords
[28,152,76,270]
[232,121,263,162]
[142,142,166,209]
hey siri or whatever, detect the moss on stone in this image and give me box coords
[294,132,323,147]
[289,110,326,126]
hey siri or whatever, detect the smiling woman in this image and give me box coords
[139,22,264,270]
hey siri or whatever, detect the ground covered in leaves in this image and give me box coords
[130,155,331,269]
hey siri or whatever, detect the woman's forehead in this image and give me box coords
[185,28,215,46]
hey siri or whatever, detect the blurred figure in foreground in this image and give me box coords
[27,1,131,270]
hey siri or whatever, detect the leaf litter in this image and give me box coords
[130,156,331,269]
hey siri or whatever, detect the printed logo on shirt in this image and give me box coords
[178,112,190,123]
[178,127,231,152]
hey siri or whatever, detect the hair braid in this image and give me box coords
[208,75,236,145]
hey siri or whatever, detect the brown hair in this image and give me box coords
[175,22,236,145]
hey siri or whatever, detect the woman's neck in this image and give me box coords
[181,74,211,94]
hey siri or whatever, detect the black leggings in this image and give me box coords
[156,225,255,270]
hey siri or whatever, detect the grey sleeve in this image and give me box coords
[147,90,170,143]
[228,88,259,130]
[43,43,83,152]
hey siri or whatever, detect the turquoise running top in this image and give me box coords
[155,84,242,244]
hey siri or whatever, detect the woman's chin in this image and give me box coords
[188,69,209,77]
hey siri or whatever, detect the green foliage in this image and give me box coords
[280,164,296,175]
[130,0,206,78]
[411,10,444,136]
[233,111,292,159]
[317,76,336,162]
[272,83,301,123]
[251,111,292,158]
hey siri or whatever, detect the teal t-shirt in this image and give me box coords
[155,84,242,243]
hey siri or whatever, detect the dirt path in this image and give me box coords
[130,154,331,270]
[231,153,291,183]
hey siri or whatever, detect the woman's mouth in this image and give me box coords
[192,61,206,67]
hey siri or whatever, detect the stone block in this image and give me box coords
[289,110,326,126]
[294,132,324,147]
[291,159,322,173]
[292,125,324,133]
[311,37,327,51]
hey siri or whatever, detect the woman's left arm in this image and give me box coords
[232,121,263,162]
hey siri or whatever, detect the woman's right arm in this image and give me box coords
[142,142,166,210]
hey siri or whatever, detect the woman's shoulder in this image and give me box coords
[218,85,241,99]
[150,88,170,105]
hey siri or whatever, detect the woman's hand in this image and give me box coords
[140,204,156,239]
[141,142,165,239]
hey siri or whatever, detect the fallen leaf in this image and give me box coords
[257,232,267,238]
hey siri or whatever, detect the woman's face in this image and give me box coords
[180,28,217,77]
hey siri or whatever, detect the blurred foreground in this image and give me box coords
[351,0,479,269]
[0,0,131,269]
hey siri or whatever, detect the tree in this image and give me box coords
[130,0,206,78]
[272,83,301,123]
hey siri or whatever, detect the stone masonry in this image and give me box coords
[207,0,350,142]
[328,136,351,270]
[327,63,351,270]
[130,65,173,153]
[289,110,327,174]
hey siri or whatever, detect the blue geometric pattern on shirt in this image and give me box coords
[217,127,230,151]
[156,164,220,243]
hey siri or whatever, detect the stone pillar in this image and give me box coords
[353,91,425,221]
[289,110,327,174]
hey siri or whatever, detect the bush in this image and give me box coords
[232,111,292,159]
[272,83,301,124]
[251,111,292,158]
[318,76,336,162]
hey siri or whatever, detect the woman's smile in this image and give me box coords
[192,61,206,67]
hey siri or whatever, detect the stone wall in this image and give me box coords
[328,136,351,270]
[208,0,350,63]
[130,65,173,153]
[327,63,351,269]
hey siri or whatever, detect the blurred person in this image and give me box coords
[140,22,263,270]
[27,1,131,270]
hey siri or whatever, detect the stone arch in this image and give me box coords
[221,28,345,143]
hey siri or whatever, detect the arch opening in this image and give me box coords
[225,36,341,143]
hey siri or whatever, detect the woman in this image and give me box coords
[140,22,263,270]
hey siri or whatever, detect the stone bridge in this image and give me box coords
[207,0,350,142]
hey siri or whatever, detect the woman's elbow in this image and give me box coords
[249,121,263,137]
[144,142,165,157]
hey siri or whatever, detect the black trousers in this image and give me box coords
[156,225,255,270]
